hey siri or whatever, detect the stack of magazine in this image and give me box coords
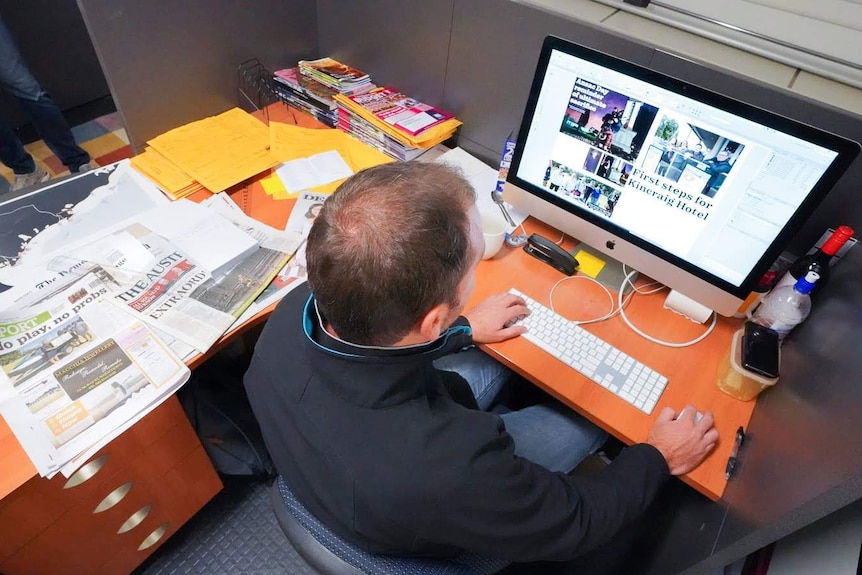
[274,56,462,161]
[272,67,341,128]
[335,87,462,161]
[298,57,374,95]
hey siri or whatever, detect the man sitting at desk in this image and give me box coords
[244,162,718,567]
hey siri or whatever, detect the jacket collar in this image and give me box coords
[302,295,472,362]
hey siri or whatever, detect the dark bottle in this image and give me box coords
[773,225,855,296]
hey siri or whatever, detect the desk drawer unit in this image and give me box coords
[0,396,222,575]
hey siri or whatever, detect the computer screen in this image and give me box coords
[504,36,859,316]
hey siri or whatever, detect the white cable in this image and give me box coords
[617,269,717,347]
[548,275,614,324]
[547,266,662,325]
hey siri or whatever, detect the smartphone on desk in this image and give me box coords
[741,321,780,378]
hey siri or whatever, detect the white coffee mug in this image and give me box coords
[481,211,507,260]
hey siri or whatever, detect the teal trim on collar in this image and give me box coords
[302,295,472,360]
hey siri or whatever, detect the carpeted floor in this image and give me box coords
[0,110,132,194]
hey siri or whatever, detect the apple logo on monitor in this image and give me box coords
[606,239,616,250]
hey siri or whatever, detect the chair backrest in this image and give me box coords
[269,475,509,575]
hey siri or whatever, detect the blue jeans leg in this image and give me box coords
[0,16,89,172]
[433,347,511,411]
[18,95,90,171]
[500,404,607,473]
[0,122,35,174]
[434,348,608,472]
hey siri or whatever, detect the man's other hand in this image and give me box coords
[647,405,719,476]
[464,293,530,344]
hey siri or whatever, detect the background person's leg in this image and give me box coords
[500,403,607,473]
[0,16,90,172]
[17,95,90,172]
[0,122,35,174]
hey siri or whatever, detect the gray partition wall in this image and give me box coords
[76,0,318,151]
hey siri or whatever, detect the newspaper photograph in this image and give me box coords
[0,272,189,476]
[102,222,293,353]
[105,236,228,353]
[230,240,309,329]
[230,192,325,328]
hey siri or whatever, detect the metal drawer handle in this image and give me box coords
[63,454,109,489]
[93,481,132,513]
[117,504,151,534]
[138,522,170,551]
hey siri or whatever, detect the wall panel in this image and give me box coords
[77,0,318,150]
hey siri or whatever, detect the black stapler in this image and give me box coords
[523,234,578,276]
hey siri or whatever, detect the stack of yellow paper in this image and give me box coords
[130,148,205,199]
[264,122,394,200]
[146,108,276,193]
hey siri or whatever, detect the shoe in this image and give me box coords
[11,166,50,191]
[72,162,96,174]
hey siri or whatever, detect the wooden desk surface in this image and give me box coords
[469,217,756,500]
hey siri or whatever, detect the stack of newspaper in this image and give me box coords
[0,161,304,478]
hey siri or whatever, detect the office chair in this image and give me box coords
[269,475,509,575]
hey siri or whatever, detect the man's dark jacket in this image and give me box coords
[244,283,670,562]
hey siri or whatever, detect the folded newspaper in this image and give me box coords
[0,186,305,477]
[98,222,297,353]
[0,272,190,477]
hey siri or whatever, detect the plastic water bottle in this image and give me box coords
[752,271,819,341]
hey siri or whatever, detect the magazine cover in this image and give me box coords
[284,192,328,238]
[274,67,339,110]
[298,57,372,92]
[346,87,454,136]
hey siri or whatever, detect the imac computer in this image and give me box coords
[504,36,859,317]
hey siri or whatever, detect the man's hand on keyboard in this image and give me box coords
[647,404,719,476]
[463,292,530,344]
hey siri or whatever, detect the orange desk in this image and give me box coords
[470,217,755,500]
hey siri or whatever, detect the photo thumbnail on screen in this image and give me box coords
[647,116,745,199]
[560,78,658,161]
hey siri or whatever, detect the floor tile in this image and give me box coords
[95,145,134,167]
[113,128,130,145]
[96,111,127,132]
[1,113,129,195]
[71,120,110,143]
[80,132,128,159]
[41,155,66,175]
[24,140,53,161]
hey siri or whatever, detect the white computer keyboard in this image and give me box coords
[508,288,668,414]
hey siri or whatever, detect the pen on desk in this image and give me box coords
[725,426,745,480]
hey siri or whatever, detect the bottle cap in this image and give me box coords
[821,225,855,255]
[795,271,820,294]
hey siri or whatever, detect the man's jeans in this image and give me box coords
[0,16,89,173]
[435,347,607,473]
